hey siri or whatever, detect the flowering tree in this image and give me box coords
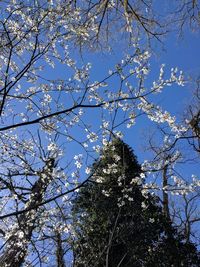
[141,81,200,244]
[0,0,199,266]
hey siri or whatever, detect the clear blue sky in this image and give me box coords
[69,28,200,162]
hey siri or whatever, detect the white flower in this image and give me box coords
[85,167,91,174]
[102,138,108,146]
[140,173,145,179]
[102,190,110,197]
[47,142,57,152]
[149,218,155,223]
[18,231,24,239]
[93,145,101,153]
[131,177,142,185]
[87,132,98,142]
[96,176,104,183]
[74,154,83,160]
[114,131,123,138]
[75,162,82,169]
[108,70,113,75]
[141,202,147,209]
[114,155,121,162]
[117,200,125,207]
[102,121,109,128]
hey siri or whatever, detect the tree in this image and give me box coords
[72,138,200,266]
[141,80,200,245]
[0,1,199,266]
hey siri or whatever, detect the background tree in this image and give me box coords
[72,138,200,267]
[141,80,200,245]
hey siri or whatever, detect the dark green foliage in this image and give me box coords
[72,139,200,266]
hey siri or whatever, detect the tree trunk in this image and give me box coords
[162,165,170,222]
[56,231,65,267]
[0,158,55,267]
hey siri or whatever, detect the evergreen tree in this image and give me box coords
[72,139,200,267]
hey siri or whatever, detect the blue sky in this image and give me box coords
[73,28,200,159]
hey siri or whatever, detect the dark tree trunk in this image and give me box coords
[162,165,170,222]
[56,231,65,267]
[0,159,55,267]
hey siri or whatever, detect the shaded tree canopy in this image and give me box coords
[72,138,200,267]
